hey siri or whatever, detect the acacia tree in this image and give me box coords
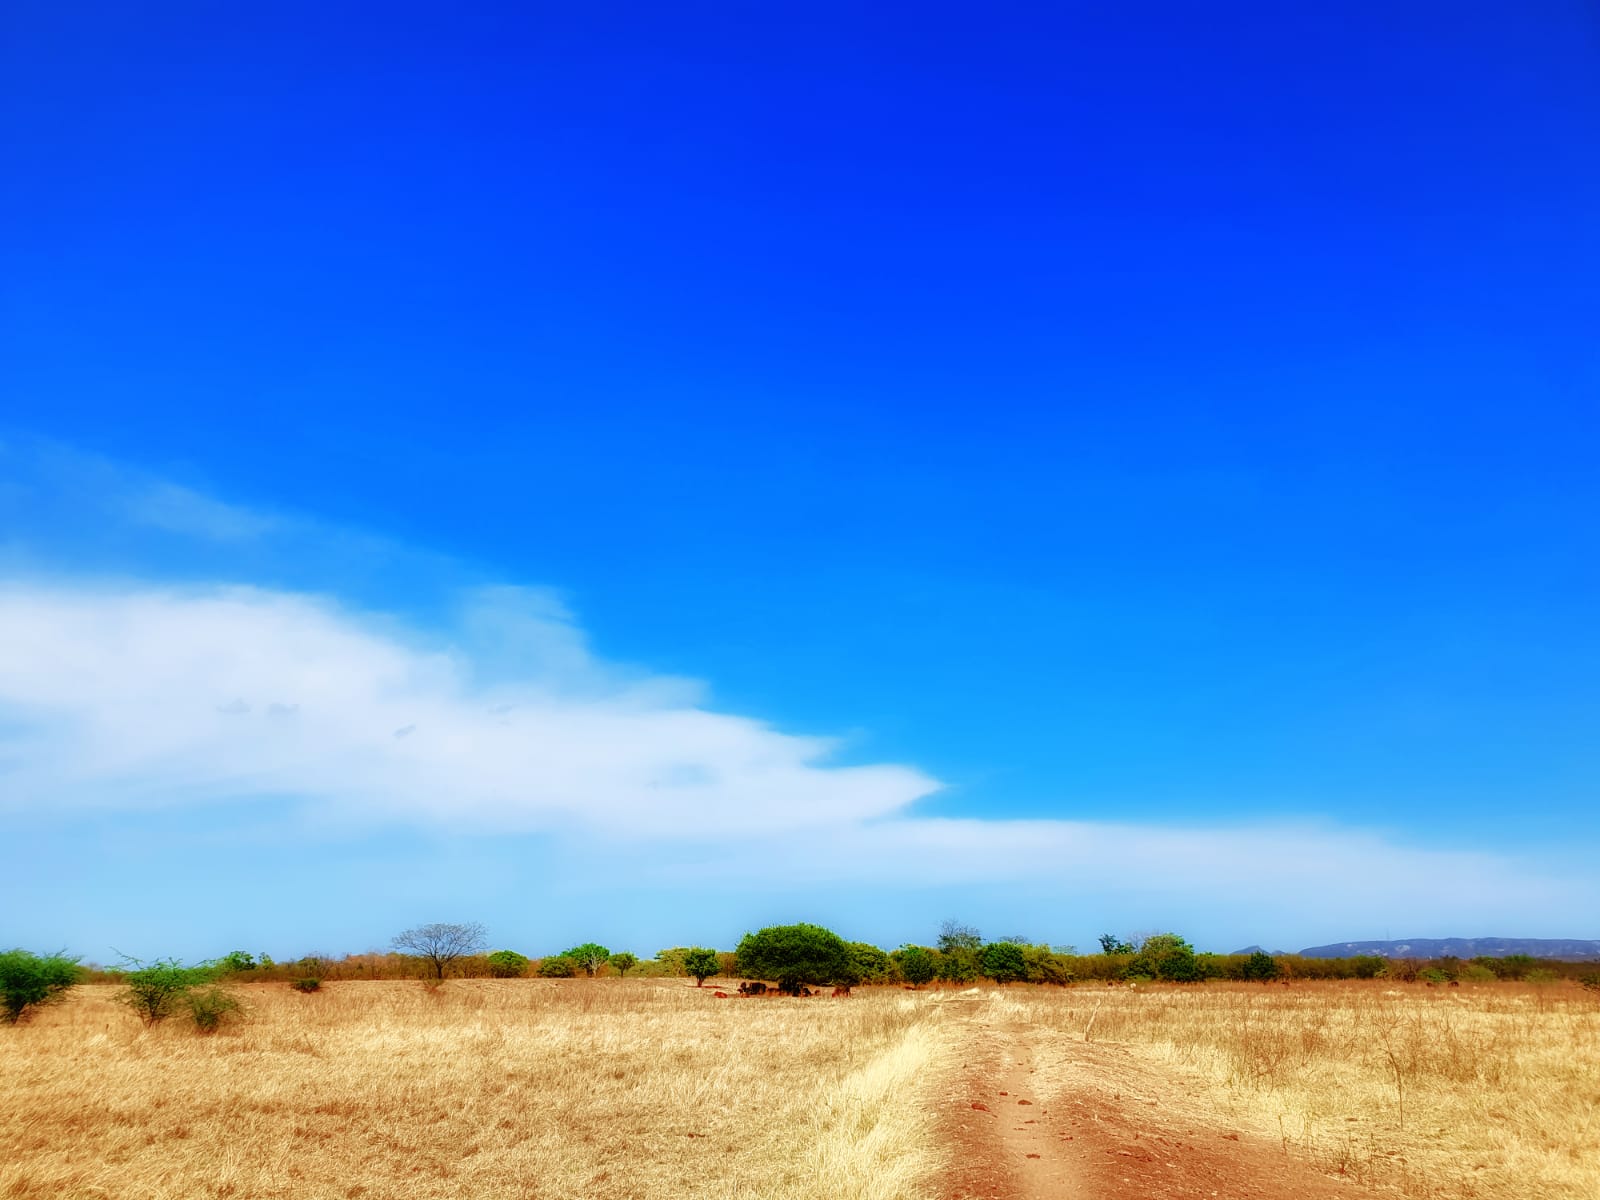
[392,922,487,980]
[609,952,639,978]
[563,943,612,977]
[0,950,82,1023]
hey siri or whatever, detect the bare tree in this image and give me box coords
[392,922,487,980]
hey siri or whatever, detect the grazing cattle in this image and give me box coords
[832,986,851,998]
[738,982,769,997]
[1449,980,1461,988]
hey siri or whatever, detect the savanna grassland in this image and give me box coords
[2,978,1596,1200]
[1002,980,1600,1200]
[0,980,945,1200]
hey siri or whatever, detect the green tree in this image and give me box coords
[654,947,690,976]
[563,943,612,978]
[937,920,983,983]
[1021,944,1074,985]
[0,949,82,1023]
[896,946,936,987]
[981,942,1028,984]
[1348,955,1386,979]
[1242,950,1281,982]
[391,922,487,980]
[1131,934,1201,983]
[736,924,851,994]
[116,957,217,1025]
[486,950,530,978]
[682,947,722,987]
[609,951,639,978]
[217,951,257,975]
[847,942,891,986]
[537,955,577,977]
[1099,934,1136,955]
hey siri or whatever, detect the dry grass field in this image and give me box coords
[997,980,1600,1200]
[0,980,946,1200]
[3,978,1596,1200]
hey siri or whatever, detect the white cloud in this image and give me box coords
[0,580,938,836]
[126,482,276,541]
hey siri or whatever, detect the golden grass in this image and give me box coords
[0,980,947,1200]
[1002,980,1600,1200]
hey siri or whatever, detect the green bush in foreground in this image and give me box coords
[186,986,243,1033]
[116,957,218,1026]
[291,978,321,992]
[0,949,83,1023]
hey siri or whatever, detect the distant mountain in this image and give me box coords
[1230,945,1292,957]
[1296,937,1600,961]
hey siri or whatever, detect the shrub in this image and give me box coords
[1459,964,1498,984]
[981,942,1027,984]
[1579,970,1600,993]
[735,924,850,994]
[0,949,82,1023]
[1242,950,1281,983]
[896,945,936,987]
[486,950,530,978]
[1131,934,1202,982]
[117,957,217,1026]
[1022,944,1075,985]
[1526,968,1559,985]
[1419,967,1449,984]
[848,942,892,985]
[186,986,243,1033]
[609,951,639,978]
[682,947,722,987]
[537,955,577,978]
[291,978,321,993]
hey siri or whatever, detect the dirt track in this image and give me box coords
[937,996,1380,1200]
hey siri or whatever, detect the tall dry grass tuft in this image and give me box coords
[1008,980,1600,1200]
[0,980,948,1200]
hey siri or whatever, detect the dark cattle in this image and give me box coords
[832,986,851,998]
[738,981,769,997]
[1449,980,1461,988]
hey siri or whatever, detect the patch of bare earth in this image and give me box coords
[937,995,1382,1200]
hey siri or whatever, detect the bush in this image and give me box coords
[486,950,530,978]
[1459,964,1498,984]
[117,957,217,1026]
[537,956,577,978]
[981,942,1027,984]
[1241,950,1281,983]
[1131,934,1201,983]
[0,949,82,1023]
[1579,970,1600,993]
[217,951,257,975]
[291,978,321,993]
[736,924,850,993]
[896,946,936,987]
[1022,944,1075,985]
[609,952,639,978]
[186,986,243,1033]
[847,942,891,986]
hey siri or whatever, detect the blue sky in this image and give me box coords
[3,3,1597,961]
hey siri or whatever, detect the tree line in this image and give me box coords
[6,920,1598,1026]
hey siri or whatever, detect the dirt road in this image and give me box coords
[937,995,1378,1200]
